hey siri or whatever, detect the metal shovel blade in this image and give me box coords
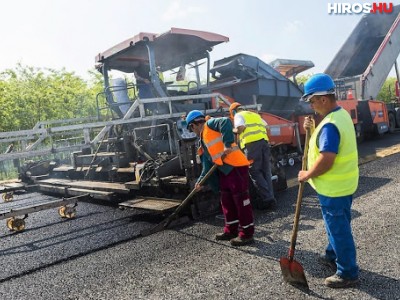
[140,164,218,238]
[279,257,309,288]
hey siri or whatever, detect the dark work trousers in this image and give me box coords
[219,166,254,238]
[245,139,275,202]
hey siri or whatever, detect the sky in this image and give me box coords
[1,0,399,79]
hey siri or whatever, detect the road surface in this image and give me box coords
[0,133,399,300]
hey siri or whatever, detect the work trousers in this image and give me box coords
[245,139,275,201]
[219,166,254,238]
[319,194,359,279]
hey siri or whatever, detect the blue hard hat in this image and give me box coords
[302,73,336,102]
[186,110,205,129]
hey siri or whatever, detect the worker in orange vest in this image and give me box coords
[186,110,255,246]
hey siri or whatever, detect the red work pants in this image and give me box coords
[219,166,254,238]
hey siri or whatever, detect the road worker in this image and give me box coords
[186,110,255,246]
[230,102,276,210]
[298,73,359,288]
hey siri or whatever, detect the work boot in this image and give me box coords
[318,254,337,271]
[229,236,255,246]
[324,274,359,288]
[215,232,237,241]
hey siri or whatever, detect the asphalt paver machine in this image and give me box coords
[19,28,287,221]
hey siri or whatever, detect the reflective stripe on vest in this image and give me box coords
[238,111,269,149]
[202,122,249,166]
[307,108,359,197]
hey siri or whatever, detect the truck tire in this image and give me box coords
[388,113,396,133]
[355,123,364,144]
[396,108,400,128]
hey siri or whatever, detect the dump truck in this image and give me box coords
[325,4,400,141]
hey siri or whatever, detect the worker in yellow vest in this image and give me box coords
[186,110,255,246]
[230,102,276,210]
[298,73,359,288]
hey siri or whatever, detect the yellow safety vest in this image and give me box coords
[307,108,359,197]
[237,111,269,149]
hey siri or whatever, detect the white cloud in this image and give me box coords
[283,20,303,34]
[162,0,205,21]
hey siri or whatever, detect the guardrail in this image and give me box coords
[0,93,254,163]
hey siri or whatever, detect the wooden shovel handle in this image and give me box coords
[288,126,311,260]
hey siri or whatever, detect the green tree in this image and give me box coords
[376,77,398,103]
[0,64,103,131]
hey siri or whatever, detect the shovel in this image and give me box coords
[140,164,218,237]
[279,126,311,288]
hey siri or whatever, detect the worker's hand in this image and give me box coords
[234,125,245,135]
[298,170,310,182]
[194,182,203,191]
[223,146,233,156]
[303,116,314,131]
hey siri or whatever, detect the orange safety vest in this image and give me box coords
[198,119,250,166]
